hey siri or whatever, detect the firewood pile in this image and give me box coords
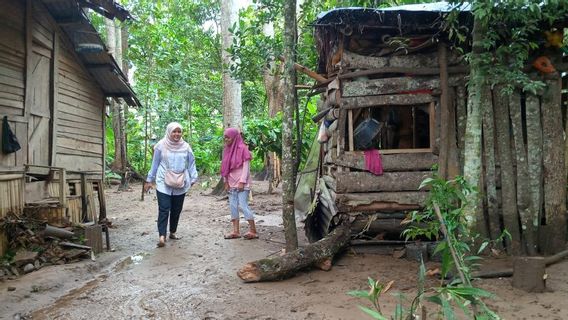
[0,212,94,280]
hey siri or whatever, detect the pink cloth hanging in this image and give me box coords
[364,149,383,175]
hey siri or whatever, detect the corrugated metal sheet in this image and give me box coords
[42,0,140,107]
[315,1,472,29]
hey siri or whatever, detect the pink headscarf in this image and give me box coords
[154,122,189,152]
[221,128,251,178]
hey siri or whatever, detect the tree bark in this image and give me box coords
[541,77,567,254]
[510,91,536,255]
[482,87,500,245]
[221,0,242,130]
[106,18,127,190]
[463,17,487,239]
[262,23,284,193]
[237,220,351,282]
[281,0,298,252]
[455,85,467,173]
[493,87,521,254]
[525,93,543,249]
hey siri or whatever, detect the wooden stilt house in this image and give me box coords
[0,0,140,255]
[298,2,568,255]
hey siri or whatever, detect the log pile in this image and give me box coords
[0,212,97,280]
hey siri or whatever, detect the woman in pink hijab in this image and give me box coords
[221,128,257,240]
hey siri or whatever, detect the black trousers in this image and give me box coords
[156,190,185,237]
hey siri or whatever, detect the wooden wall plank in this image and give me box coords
[57,118,102,133]
[0,98,24,110]
[343,76,441,97]
[57,137,102,155]
[59,74,104,99]
[58,93,103,116]
[58,108,102,126]
[57,124,102,139]
[0,74,25,88]
[55,154,103,172]
[341,94,434,109]
[341,50,465,70]
[0,26,26,54]
[57,132,102,145]
[332,152,438,172]
[337,191,428,205]
[336,171,432,193]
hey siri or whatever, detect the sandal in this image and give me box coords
[243,232,259,240]
[224,232,241,239]
[157,236,166,247]
[169,233,182,240]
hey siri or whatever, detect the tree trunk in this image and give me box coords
[106,18,127,190]
[281,0,298,252]
[455,85,467,173]
[482,86,500,245]
[262,22,284,193]
[510,91,536,255]
[237,220,351,282]
[493,87,521,254]
[462,17,487,239]
[120,23,130,159]
[525,93,542,249]
[221,0,242,130]
[541,77,567,254]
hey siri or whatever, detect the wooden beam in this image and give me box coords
[342,76,453,97]
[335,171,432,193]
[348,109,354,151]
[80,172,87,222]
[334,152,438,172]
[59,168,67,208]
[341,94,434,109]
[339,65,469,80]
[278,56,327,83]
[24,0,32,129]
[340,50,465,70]
[50,31,59,166]
[337,191,428,212]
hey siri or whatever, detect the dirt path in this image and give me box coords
[1,181,568,319]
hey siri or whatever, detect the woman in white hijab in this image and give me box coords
[144,122,198,247]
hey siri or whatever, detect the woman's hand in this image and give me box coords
[143,182,154,192]
[238,182,244,191]
[224,182,229,191]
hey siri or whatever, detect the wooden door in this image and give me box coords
[26,3,54,166]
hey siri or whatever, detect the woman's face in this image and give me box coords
[224,135,234,146]
[170,128,182,142]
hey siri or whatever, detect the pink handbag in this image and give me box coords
[163,148,186,188]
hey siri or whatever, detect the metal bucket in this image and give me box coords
[354,118,381,150]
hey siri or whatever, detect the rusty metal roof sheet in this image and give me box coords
[315,1,472,31]
[42,0,140,106]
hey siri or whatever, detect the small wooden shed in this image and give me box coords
[299,3,568,255]
[0,0,139,255]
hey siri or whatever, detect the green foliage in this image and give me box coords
[447,0,568,94]
[347,277,394,319]
[403,174,476,281]
[350,174,501,319]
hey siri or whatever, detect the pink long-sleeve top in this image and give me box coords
[223,160,252,189]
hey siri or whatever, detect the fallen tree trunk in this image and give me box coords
[456,248,568,281]
[237,220,351,282]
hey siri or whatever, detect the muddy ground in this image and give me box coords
[1,180,568,319]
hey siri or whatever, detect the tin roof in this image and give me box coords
[42,0,140,106]
[315,1,472,32]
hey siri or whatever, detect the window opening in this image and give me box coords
[350,103,433,152]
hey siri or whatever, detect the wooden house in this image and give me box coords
[297,3,568,255]
[0,0,139,255]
